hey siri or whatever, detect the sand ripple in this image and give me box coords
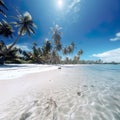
[0,84,120,120]
[0,65,120,120]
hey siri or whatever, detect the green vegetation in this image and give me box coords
[0,1,84,65]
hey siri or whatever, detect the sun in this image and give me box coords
[58,0,63,8]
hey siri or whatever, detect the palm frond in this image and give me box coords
[12,11,36,36]
[0,0,8,10]
[0,20,14,38]
[0,9,7,17]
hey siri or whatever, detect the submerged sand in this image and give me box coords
[0,65,120,120]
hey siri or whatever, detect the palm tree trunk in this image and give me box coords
[7,34,21,53]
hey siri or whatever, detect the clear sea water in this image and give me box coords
[62,64,120,120]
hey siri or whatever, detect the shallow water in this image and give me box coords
[61,64,120,120]
[0,64,120,120]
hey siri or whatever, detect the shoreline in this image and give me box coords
[0,64,120,120]
[0,64,58,80]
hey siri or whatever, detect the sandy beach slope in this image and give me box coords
[0,64,120,120]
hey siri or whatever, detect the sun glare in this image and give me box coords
[58,0,63,8]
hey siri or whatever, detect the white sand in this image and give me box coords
[0,65,84,120]
[0,64,57,80]
[0,64,120,120]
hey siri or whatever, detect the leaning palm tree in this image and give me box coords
[0,0,8,17]
[8,12,36,51]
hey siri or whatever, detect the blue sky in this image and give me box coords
[1,0,120,62]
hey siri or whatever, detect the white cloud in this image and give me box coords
[69,0,80,9]
[67,0,81,14]
[110,32,120,41]
[16,44,31,51]
[92,48,120,62]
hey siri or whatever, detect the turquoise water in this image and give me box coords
[63,64,120,120]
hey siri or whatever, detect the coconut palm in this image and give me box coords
[0,20,13,63]
[62,47,68,55]
[50,50,60,64]
[77,49,83,56]
[51,24,62,51]
[8,12,36,51]
[55,42,62,51]
[32,42,39,58]
[43,40,52,54]
[67,42,75,53]
[73,55,79,64]
[0,20,13,38]
[0,0,8,17]
[0,40,6,64]
[65,57,69,64]
[5,47,19,60]
[67,45,73,54]
[0,40,7,54]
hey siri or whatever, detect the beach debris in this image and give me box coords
[20,112,32,120]
[83,85,87,87]
[91,85,94,87]
[77,92,81,96]
[58,66,61,69]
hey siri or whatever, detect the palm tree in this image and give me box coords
[62,42,75,55]
[0,20,13,38]
[76,49,83,63]
[0,40,7,54]
[77,49,83,56]
[73,55,79,64]
[0,0,8,17]
[62,42,75,63]
[51,24,62,51]
[55,42,62,51]
[62,47,68,55]
[8,12,36,51]
[43,40,52,54]
[32,42,39,58]
[65,57,69,64]
[0,20,13,63]
[50,50,60,64]
[67,45,73,54]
